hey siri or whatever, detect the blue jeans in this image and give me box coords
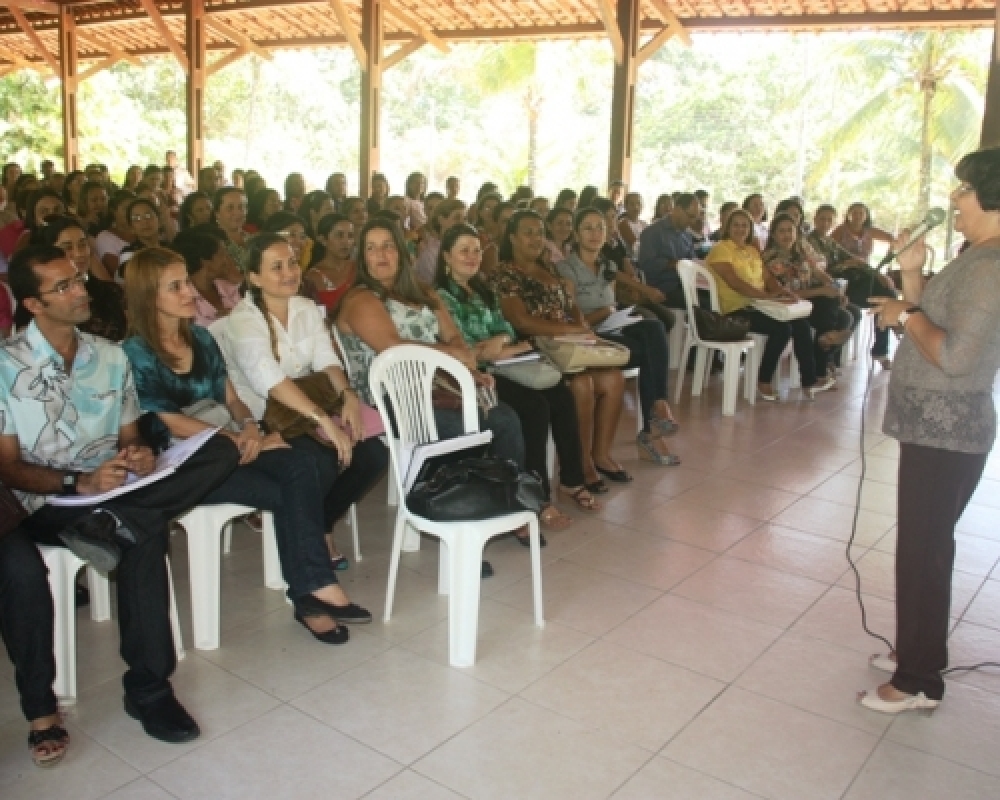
[434,402,525,468]
[604,318,670,434]
[203,447,338,598]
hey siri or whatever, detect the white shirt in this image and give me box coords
[95,230,128,261]
[224,296,343,420]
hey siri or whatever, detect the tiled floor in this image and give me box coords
[4,354,1000,799]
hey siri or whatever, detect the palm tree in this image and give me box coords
[471,42,542,188]
[809,31,986,218]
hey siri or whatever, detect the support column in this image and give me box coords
[359,0,383,199]
[981,5,1000,148]
[608,0,639,188]
[58,7,79,173]
[186,0,207,179]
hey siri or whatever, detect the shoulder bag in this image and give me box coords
[263,372,345,444]
[407,457,545,521]
[534,335,630,374]
[692,307,751,342]
[750,298,813,321]
[488,354,563,390]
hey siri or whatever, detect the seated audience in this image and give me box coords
[170,229,243,326]
[414,198,466,284]
[343,196,368,233]
[706,209,835,400]
[262,210,312,269]
[445,175,460,200]
[365,173,389,216]
[554,188,578,212]
[0,245,241,759]
[215,187,250,272]
[742,193,769,248]
[578,185,599,209]
[61,169,85,214]
[224,233,388,571]
[618,192,646,259]
[122,247,371,645]
[18,189,66,251]
[480,201,515,274]
[544,207,573,265]
[557,208,679,466]
[77,180,110,237]
[488,210,627,493]
[326,172,348,211]
[284,172,306,213]
[651,193,673,221]
[710,201,738,241]
[118,197,168,274]
[435,223,600,532]
[404,172,428,230]
[95,190,137,276]
[301,190,335,239]
[302,212,356,316]
[637,192,702,309]
[246,188,282,232]
[178,190,215,231]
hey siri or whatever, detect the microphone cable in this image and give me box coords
[845,252,1000,675]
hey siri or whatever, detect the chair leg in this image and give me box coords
[87,566,111,622]
[528,517,545,630]
[260,512,286,591]
[348,504,362,562]
[222,524,232,555]
[402,523,421,552]
[633,380,642,434]
[383,512,409,623]
[47,552,82,704]
[668,313,686,370]
[386,452,399,507]
[673,334,690,404]
[165,556,185,661]
[438,539,450,596]
[691,347,709,395]
[447,532,486,667]
[186,515,224,651]
[722,350,741,416]
[545,433,556,488]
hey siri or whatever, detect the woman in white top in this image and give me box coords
[96,190,136,276]
[224,233,389,569]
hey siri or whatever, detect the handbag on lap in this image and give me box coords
[534,335,630,374]
[750,298,813,321]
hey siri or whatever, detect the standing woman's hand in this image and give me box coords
[893,229,928,274]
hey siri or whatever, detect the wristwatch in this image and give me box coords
[61,471,81,496]
[898,307,922,329]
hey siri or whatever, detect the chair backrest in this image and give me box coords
[368,344,479,492]
[208,317,234,365]
[330,323,351,379]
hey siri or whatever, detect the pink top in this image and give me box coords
[193,279,241,327]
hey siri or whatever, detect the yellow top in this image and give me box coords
[706,240,766,315]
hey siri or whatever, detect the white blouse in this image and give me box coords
[225,295,343,420]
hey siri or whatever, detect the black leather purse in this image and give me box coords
[692,306,751,342]
[0,482,28,541]
[407,457,545,522]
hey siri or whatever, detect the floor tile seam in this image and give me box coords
[558,538,726,592]
[357,766,474,800]
[882,717,1000,780]
[656,754,773,799]
[604,749,667,798]
[121,775,182,799]
[720,543,861,587]
[946,579,1000,637]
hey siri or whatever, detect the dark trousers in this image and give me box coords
[494,376,585,498]
[809,296,852,377]
[730,309,817,387]
[203,447,338,599]
[286,435,388,531]
[635,302,676,333]
[0,435,239,718]
[603,318,670,434]
[893,443,988,700]
[435,402,525,469]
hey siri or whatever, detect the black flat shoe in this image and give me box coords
[585,480,609,495]
[595,465,633,483]
[294,612,350,645]
[299,593,372,625]
[125,693,200,743]
[58,510,123,573]
[516,533,547,548]
[481,560,494,579]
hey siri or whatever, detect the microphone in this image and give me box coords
[876,207,946,269]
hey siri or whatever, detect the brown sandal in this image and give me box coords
[559,485,602,512]
[29,723,69,768]
[539,504,573,531]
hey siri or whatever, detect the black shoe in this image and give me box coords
[481,560,494,579]
[298,593,372,624]
[516,533,548,548]
[294,612,350,645]
[75,582,90,608]
[125,693,200,744]
[59,510,122,573]
[595,465,633,484]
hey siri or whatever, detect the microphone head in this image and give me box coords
[926,207,946,226]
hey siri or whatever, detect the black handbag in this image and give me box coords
[406,457,545,522]
[0,482,28,541]
[692,307,751,342]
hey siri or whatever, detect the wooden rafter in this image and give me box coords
[204,16,272,61]
[638,0,690,64]
[595,0,624,64]
[136,0,188,71]
[0,47,51,75]
[328,0,366,67]
[74,28,142,66]
[7,4,58,71]
[382,36,423,70]
[6,0,58,14]
[383,0,449,54]
[207,45,248,75]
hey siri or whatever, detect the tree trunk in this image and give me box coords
[916,38,935,219]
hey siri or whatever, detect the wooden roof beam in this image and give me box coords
[5,0,58,14]
[638,0,690,64]
[205,16,272,60]
[136,0,187,72]
[74,28,142,66]
[595,0,624,65]
[383,0,449,54]
[0,48,52,75]
[382,36,423,70]
[328,0,366,67]
[6,4,58,71]
[206,44,247,75]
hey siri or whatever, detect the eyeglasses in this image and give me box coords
[953,183,974,197]
[131,212,156,223]
[38,271,89,296]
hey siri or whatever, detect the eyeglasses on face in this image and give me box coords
[38,271,89,296]
[130,212,156,223]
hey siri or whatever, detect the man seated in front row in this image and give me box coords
[637,191,704,309]
[0,246,240,767]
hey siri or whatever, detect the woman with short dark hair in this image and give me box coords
[860,148,1000,714]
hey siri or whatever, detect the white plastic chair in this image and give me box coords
[178,504,283,650]
[668,309,687,371]
[40,545,183,704]
[369,345,544,667]
[673,261,755,416]
[745,335,796,402]
[622,366,642,433]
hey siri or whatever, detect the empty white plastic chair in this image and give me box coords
[369,345,544,667]
[178,504,283,650]
[40,545,183,704]
[673,260,755,416]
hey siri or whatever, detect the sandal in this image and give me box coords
[560,485,602,511]
[537,505,570,533]
[595,464,633,483]
[637,432,681,466]
[585,480,608,495]
[858,686,939,715]
[29,723,69,768]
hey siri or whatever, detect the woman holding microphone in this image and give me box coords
[861,148,1000,713]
